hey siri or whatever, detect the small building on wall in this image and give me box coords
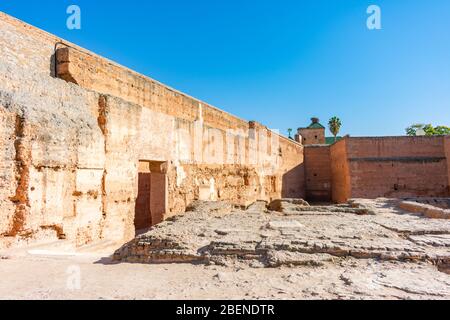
[296,118,326,145]
[302,132,450,204]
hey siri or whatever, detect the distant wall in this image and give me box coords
[330,139,351,203]
[304,145,331,202]
[328,137,450,202]
[346,137,449,199]
[445,136,450,194]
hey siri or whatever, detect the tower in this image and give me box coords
[296,117,326,145]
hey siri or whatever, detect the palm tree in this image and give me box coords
[328,117,342,142]
[287,128,293,139]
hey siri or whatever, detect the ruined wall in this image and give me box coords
[0,106,17,237]
[346,137,449,199]
[330,137,450,202]
[56,46,248,132]
[330,139,351,203]
[0,12,305,248]
[0,12,111,248]
[279,137,305,199]
[445,136,450,194]
[53,32,306,209]
[304,145,331,202]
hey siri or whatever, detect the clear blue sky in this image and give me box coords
[1,0,449,137]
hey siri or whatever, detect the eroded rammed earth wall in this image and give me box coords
[304,137,450,203]
[330,140,351,203]
[444,136,450,194]
[330,137,450,202]
[0,12,305,248]
[0,12,107,248]
[304,145,331,202]
[54,33,306,210]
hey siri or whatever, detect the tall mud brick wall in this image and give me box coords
[304,145,331,202]
[331,137,450,201]
[330,139,351,203]
[444,136,450,194]
[0,12,305,249]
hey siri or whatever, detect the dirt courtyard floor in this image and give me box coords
[0,198,449,300]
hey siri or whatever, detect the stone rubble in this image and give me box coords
[399,200,450,219]
[113,198,450,276]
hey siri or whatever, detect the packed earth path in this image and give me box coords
[0,198,449,300]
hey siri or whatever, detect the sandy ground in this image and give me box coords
[1,198,449,300]
[0,251,449,300]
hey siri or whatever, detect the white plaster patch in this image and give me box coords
[209,178,216,200]
[198,178,216,201]
[176,164,186,187]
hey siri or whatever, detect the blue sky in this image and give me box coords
[1,0,449,137]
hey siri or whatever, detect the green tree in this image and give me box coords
[434,126,450,135]
[406,124,426,136]
[328,117,342,142]
[287,128,293,139]
[406,124,450,136]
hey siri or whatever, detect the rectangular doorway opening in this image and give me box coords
[134,160,168,234]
